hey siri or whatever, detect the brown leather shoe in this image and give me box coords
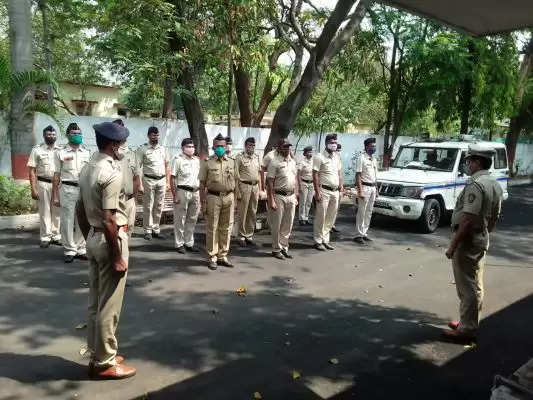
[88,356,125,377]
[441,328,476,344]
[91,363,136,380]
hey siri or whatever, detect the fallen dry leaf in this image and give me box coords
[149,308,155,313]
[292,370,301,380]
[409,273,414,277]
[75,323,87,330]
[211,309,219,316]
[285,341,291,346]
[253,392,263,399]
[329,358,339,365]
[464,343,477,349]
[406,247,411,251]
[236,286,247,296]
[378,284,384,288]
[79,346,88,356]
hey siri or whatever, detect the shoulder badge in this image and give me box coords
[468,193,476,203]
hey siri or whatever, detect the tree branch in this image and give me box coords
[289,0,313,51]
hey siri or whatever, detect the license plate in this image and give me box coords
[374,200,391,209]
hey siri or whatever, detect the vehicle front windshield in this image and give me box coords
[393,147,458,172]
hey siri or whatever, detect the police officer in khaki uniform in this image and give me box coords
[199,134,239,270]
[136,126,170,240]
[235,137,262,247]
[353,138,378,244]
[225,136,234,159]
[443,144,503,343]
[77,122,136,380]
[267,139,298,260]
[52,123,91,263]
[171,138,201,254]
[297,146,314,226]
[113,119,139,237]
[313,134,343,251]
[28,125,61,248]
[331,143,343,233]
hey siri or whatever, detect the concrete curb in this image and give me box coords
[0,213,40,230]
[509,177,532,186]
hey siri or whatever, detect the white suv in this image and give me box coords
[373,140,509,233]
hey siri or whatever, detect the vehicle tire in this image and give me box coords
[418,198,441,233]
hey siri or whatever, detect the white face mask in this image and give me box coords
[327,143,337,152]
[183,147,195,156]
[226,144,232,152]
[114,144,127,160]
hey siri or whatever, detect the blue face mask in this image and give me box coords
[367,147,376,155]
[214,146,226,157]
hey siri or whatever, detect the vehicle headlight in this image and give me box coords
[399,186,424,198]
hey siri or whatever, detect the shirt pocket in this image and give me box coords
[209,167,221,183]
[39,153,51,166]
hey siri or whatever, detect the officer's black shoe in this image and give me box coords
[238,238,247,247]
[272,251,285,260]
[208,261,218,270]
[40,241,50,248]
[217,258,234,268]
[245,238,256,247]
[144,233,152,241]
[75,254,88,260]
[331,226,340,233]
[176,246,186,254]
[185,246,200,253]
[50,239,62,246]
[281,249,293,259]
[314,243,326,251]
[305,220,313,226]
[299,220,305,226]
[353,237,366,245]
[64,255,75,263]
[152,232,167,239]
[323,243,335,250]
[363,236,373,242]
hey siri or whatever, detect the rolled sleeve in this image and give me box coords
[101,172,122,210]
[199,160,207,182]
[312,154,321,172]
[462,184,483,216]
[355,155,363,173]
[170,156,179,177]
[267,161,277,179]
[53,151,61,173]
[27,148,37,168]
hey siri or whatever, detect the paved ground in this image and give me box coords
[1,185,532,400]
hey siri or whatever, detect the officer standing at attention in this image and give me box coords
[353,137,378,244]
[199,134,239,270]
[225,136,234,159]
[28,125,62,248]
[331,143,343,233]
[113,119,139,237]
[136,126,170,240]
[267,139,298,260]
[297,146,314,226]
[171,138,201,254]
[52,123,91,262]
[312,134,342,251]
[76,122,136,380]
[235,137,262,247]
[443,144,502,343]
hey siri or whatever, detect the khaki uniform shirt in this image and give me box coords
[120,147,137,196]
[451,170,503,250]
[262,150,277,171]
[27,143,60,178]
[54,144,91,182]
[199,155,238,192]
[267,154,297,192]
[313,151,341,187]
[79,152,127,228]
[355,152,378,184]
[171,153,200,188]
[298,157,313,181]
[236,152,261,183]
[136,143,168,177]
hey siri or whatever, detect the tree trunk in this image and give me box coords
[162,67,174,118]
[234,63,253,126]
[459,40,476,135]
[266,0,369,151]
[289,45,304,93]
[383,33,399,161]
[8,0,33,179]
[37,0,53,108]
[179,64,209,158]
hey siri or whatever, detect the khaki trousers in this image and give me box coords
[313,188,339,244]
[205,192,234,262]
[37,180,60,242]
[237,182,259,239]
[125,197,136,238]
[173,189,200,248]
[60,184,86,256]
[298,181,314,222]
[355,186,376,238]
[87,228,129,368]
[270,193,297,252]
[142,176,166,234]
[452,241,486,334]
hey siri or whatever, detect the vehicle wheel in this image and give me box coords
[418,198,441,233]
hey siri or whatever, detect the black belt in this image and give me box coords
[275,190,294,196]
[37,176,52,183]
[62,181,78,187]
[144,174,165,180]
[177,185,199,192]
[321,185,339,191]
[240,180,258,185]
[126,194,135,200]
[208,189,233,196]
[362,181,376,187]
[301,179,313,183]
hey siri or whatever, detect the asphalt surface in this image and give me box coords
[0,185,532,400]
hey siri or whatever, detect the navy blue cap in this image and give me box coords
[93,122,129,141]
